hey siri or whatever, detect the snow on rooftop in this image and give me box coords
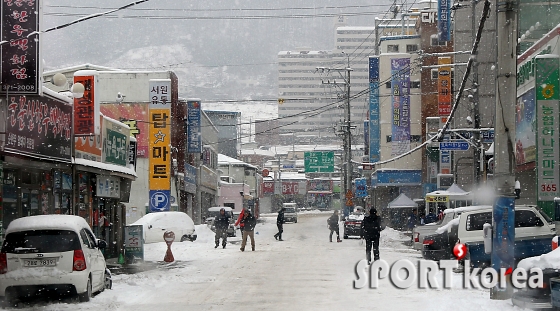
[74,157,137,178]
[218,154,258,169]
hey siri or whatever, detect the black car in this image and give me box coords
[422,223,458,261]
[343,212,364,239]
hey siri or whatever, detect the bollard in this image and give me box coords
[163,231,175,263]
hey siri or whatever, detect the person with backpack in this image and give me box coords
[240,210,257,251]
[327,210,341,242]
[274,208,285,241]
[361,208,383,264]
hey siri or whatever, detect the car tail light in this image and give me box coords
[423,239,434,245]
[73,250,87,271]
[414,233,420,242]
[0,253,7,274]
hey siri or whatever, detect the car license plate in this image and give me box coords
[23,258,57,267]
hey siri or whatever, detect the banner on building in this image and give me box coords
[390,58,411,156]
[515,88,536,165]
[438,0,451,42]
[73,71,100,136]
[187,100,202,153]
[1,0,42,96]
[369,56,380,163]
[5,94,72,161]
[149,79,172,212]
[102,116,130,167]
[535,55,560,212]
[101,103,148,157]
[438,57,452,118]
[75,115,103,162]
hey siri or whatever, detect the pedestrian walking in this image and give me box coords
[327,210,341,242]
[274,207,285,241]
[235,207,247,234]
[361,208,383,264]
[214,208,230,249]
[240,210,257,251]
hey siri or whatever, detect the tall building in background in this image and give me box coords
[254,119,279,147]
[203,110,240,158]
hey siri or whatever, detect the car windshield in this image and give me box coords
[2,230,81,253]
[285,208,296,213]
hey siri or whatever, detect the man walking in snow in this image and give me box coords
[274,207,285,241]
[361,208,383,264]
[214,208,230,249]
[240,210,257,251]
[327,210,341,242]
[235,207,247,234]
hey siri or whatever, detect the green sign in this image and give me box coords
[124,225,144,263]
[304,151,334,173]
[103,129,128,166]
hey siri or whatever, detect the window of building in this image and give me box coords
[431,35,447,46]
[387,45,399,53]
[411,81,421,88]
[386,82,392,89]
[406,44,418,52]
[431,69,439,79]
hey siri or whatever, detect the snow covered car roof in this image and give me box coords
[443,205,493,215]
[131,211,195,230]
[518,246,560,271]
[348,213,365,221]
[5,215,91,235]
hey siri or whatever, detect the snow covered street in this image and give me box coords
[4,213,522,311]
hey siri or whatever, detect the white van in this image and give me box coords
[282,203,298,223]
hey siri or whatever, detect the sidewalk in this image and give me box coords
[106,257,159,275]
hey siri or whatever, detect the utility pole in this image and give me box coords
[492,0,517,300]
[471,0,482,185]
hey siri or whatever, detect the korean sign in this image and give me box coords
[5,93,72,161]
[535,55,560,206]
[149,79,171,212]
[304,151,334,173]
[438,0,451,41]
[102,116,130,167]
[96,175,121,199]
[390,58,411,156]
[74,115,102,162]
[369,56,380,163]
[187,100,202,153]
[438,57,452,118]
[73,71,100,136]
[101,103,148,157]
[1,0,42,95]
[124,225,144,263]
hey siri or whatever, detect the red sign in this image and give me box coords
[262,169,269,177]
[282,182,299,195]
[263,181,274,194]
[74,74,99,136]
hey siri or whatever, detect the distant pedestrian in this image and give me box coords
[327,210,341,242]
[361,208,383,264]
[240,210,257,252]
[214,208,230,249]
[274,208,285,241]
[407,210,417,232]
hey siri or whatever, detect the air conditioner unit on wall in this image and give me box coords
[437,174,454,190]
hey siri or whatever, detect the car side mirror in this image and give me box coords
[97,239,107,249]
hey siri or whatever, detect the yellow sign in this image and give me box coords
[149,108,171,190]
[426,196,449,203]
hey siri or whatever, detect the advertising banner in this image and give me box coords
[124,225,144,263]
[149,79,172,212]
[73,72,100,136]
[438,57,452,117]
[515,88,536,165]
[1,0,42,95]
[308,180,333,193]
[491,197,515,283]
[369,56,380,163]
[187,100,202,153]
[100,103,148,157]
[536,55,560,213]
[75,116,103,162]
[5,94,71,161]
[438,0,451,41]
[390,58,411,156]
[102,116,130,167]
[355,178,368,198]
[96,175,121,199]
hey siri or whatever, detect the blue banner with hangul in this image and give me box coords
[438,0,451,41]
[187,100,202,153]
[355,178,368,198]
[369,57,380,163]
[491,197,515,274]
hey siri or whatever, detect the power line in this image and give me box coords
[46,4,392,12]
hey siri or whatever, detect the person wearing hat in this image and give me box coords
[240,210,257,251]
[214,208,230,249]
[361,208,383,264]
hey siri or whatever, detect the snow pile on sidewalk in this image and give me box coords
[518,247,560,270]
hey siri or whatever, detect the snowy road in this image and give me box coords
[5,213,521,311]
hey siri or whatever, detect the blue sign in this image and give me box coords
[440,141,470,151]
[187,100,202,153]
[149,190,171,212]
[355,178,368,198]
[369,57,380,163]
[438,0,451,41]
[371,170,422,187]
[492,197,515,275]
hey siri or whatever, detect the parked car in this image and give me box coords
[422,221,459,261]
[344,212,364,239]
[0,215,112,305]
[207,206,237,237]
[283,207,298,223]
[131,212,197,243]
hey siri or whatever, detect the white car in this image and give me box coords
[0,215,111,305]
[131,212,197,243]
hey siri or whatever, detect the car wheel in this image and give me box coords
[181,235,189,242]
[79,277,92,302]
[3,290,17,308]
[104,269,113,290]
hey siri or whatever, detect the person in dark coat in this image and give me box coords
[214,208,230,249]
[361,208,383,264]
[327,210,341,242]
[240,210,257,251]
[274,208,285,241]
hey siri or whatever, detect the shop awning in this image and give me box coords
[73,158,137,179]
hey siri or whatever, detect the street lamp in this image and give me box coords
[50,72,85,98]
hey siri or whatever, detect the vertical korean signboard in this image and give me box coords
[438,0,451,42]
[369,56,380,163]
[73,71,100,136]
[149,79,172,212]
[390,58,411,156]
[187,100,202,153]
[536,55,560,215]
[102,116,130,167]
[1,0,42,95]
[439,57,452,174]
